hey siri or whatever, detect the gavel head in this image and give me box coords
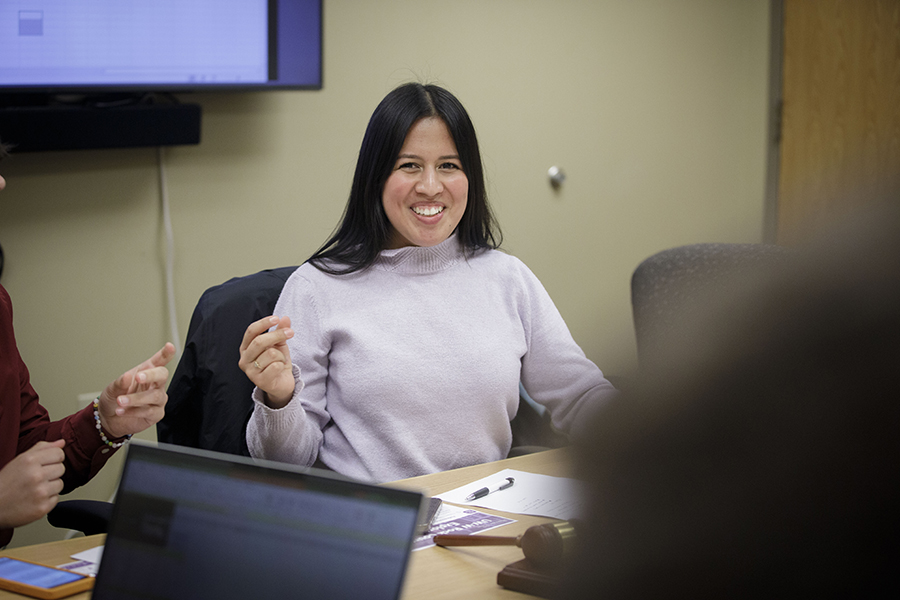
[519,520,580,569]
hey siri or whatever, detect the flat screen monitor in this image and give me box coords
[0,0,322,94]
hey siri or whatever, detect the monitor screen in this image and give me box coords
[0,0,322,93]
[92,443,423,600]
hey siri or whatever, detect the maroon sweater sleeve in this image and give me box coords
[1,284,119,545]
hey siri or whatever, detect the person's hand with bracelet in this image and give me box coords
[94,343,176,443]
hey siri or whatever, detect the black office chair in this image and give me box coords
[159,267,298,456]
[631,242,792,368]
[44,269,297,538]
[509,385,569,456]
[47,500,113,536]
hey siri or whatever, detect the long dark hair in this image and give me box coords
[308,83,502,274]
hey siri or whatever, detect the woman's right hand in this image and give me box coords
[239,315,295,408]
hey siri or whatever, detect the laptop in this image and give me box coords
[92,442,425,600]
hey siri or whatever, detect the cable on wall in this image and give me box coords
[62,145,186,541]
[158,146,182,358]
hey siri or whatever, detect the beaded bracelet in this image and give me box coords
[92,399,132,449]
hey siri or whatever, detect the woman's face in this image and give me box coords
[382,117,468,249]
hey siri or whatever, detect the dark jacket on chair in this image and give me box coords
[159,267,297,456]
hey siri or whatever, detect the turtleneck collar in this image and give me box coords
[373,233,464,274]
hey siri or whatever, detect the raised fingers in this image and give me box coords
[238,316,295,405]
[113,396,166,423]
[114,383,167,415]
[240,316,282,352]
[239,316,293,366]
[145,342,176,369]
[130,342,176,377]
[132,365,170,389]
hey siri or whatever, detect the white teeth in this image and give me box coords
[413,206,443,216]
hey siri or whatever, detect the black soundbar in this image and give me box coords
[0,103,201,152]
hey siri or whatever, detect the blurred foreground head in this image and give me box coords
[567,205,900,599]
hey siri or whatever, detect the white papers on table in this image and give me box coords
[435,468,585,520]
[58,545,104,576]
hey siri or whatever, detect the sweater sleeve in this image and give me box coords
[515,262,618,439]
[245,270,331,465]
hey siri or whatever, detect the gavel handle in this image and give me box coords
[433,534,520,547]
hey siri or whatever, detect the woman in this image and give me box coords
[239,83,615,483]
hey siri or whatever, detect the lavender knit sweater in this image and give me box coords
[247,234,615,482]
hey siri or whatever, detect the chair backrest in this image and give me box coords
[508,384,569,455]
[158,267,297,456]
[631,243,791,368]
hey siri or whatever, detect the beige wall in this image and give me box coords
[0,0,771,547]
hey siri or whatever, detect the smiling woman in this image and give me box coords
[237,82,618,484]
[382,117,469,249]
[306,82,497,274]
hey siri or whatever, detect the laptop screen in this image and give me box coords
[92,442,425,600]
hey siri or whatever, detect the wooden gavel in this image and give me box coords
[433,520,580,569]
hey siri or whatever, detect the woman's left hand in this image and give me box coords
[96,343,176,439]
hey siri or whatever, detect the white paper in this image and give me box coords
[435,469,585,520]
[58,545,104,576]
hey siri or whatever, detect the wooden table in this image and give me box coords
[0,535,102,600]
[0,448,571,599]
[395,448,571,599]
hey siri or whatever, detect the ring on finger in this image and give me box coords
[254,360,261,370]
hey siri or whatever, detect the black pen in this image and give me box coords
[465,476,515,501]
